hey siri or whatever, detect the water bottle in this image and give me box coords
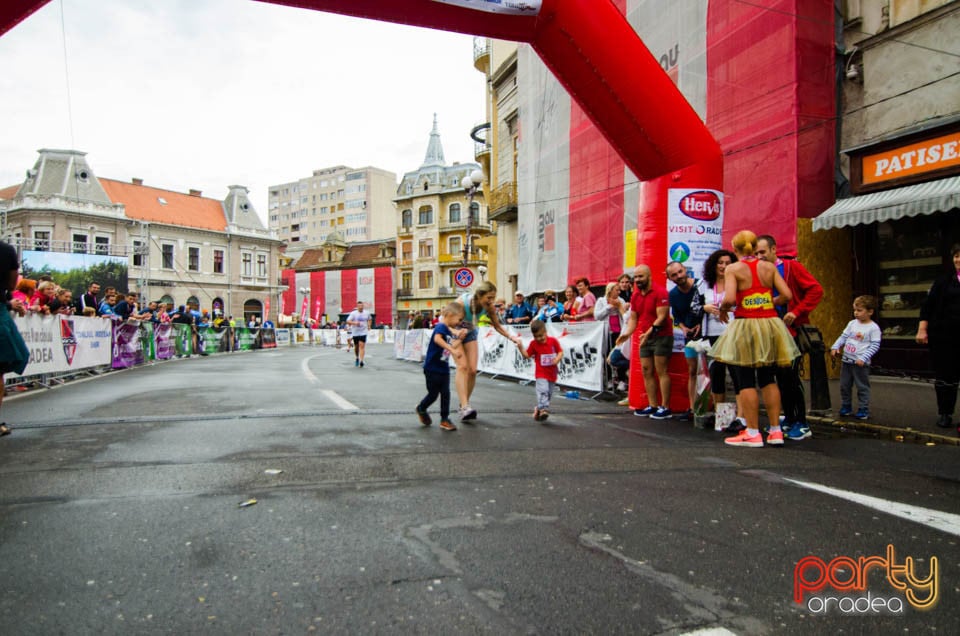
[564,390,580,400]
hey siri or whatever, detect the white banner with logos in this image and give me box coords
[393,322,604,391]
[12,314,112,377]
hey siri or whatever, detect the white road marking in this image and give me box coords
[301,353,359,411]
[679,629,738,636]
[784,478,960,538]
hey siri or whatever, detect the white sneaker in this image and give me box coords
[459,406,478,421]
[617,382,627,392]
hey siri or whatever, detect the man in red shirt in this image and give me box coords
[616,264,673,419]
[756,235,824,441]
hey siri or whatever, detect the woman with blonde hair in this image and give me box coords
[453,281,521,421]
[712,230,799,448]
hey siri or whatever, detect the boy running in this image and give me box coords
[416,303,465,431]
[516,319,564,422]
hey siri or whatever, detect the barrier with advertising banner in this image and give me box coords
[390,322,605,391]
[13,314,112,376]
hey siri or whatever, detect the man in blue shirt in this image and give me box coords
[505,291,533,326]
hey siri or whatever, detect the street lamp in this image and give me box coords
[477,264,487,281]
[460,169,483,266]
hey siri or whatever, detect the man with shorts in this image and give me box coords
[616,264,673,419]
[667,261,703,422]
[345,301,372,367]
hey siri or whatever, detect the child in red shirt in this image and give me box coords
[516,319,563,422]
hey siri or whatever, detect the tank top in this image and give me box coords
[736,259,778,319]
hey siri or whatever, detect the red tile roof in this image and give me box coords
[100,178,226,231]
[0,184,20,200]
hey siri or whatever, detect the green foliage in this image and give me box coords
[20,256,128,298]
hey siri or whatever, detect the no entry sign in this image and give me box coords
[454,268,474,288]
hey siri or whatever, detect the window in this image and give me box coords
[418,270,434,289]
[291,223,299,231]
[133,240,144,267]
[242,252,253,277]
[401,242,412,261]
[418,239,433,258]
[470,202,480,223]
[213,249,224,274]
[162,244,174,269]
[94,236,109,254]
[402,272,412,290]
[188,246,200,271]
[418,206,433,225]
[449,203,461,223]
[72,233,88,253]
[256,254,267,278]
[449,236,462,259]
[33,230,50,251]
[402,209,412,228]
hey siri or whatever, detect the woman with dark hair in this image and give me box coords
[698,249,739,429]
[916,243,960,433]
[0,241,30,436]
[560,285,578,321]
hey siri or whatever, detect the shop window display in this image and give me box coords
[876,216,949,340]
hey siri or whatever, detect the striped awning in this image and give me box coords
[813,175,960,231]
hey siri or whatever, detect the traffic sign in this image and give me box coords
[454,267,474,288]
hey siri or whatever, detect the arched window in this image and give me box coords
[159,294,174,306]
[448,236,462,259]
[186,295,200,311]
[469,201,480,223]
[401,209,412,228]
[449,203,461,223]
[243,299,263,324]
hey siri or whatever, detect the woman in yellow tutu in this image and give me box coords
[713,230,800,447]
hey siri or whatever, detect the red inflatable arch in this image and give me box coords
[1,0,723,412]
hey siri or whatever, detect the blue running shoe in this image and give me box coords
[634,406,656,417]
[855,408,869,420]
[786,424,811,440]
[650,407,673,420]
[837,406,852,417]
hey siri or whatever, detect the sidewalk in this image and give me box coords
[806,376,959,446]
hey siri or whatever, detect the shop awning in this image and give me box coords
[813,175,960,231]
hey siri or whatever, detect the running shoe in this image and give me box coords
[416,406,432,426]
[617,397,630,407]
[617,382,628,392]
[650,407,673,420]
[721,417,746,434]
[786,424,811,440]
[837,405,852,417]
[459,406,478,421]
[538,409,550,422]
[532,408,541,420]
[354,358,359,367]
[439,419,457,431]
[766,429,784,445]
[724,430,764,448]
[675,409,693,422]
[634,406,656,417]
[359,361,364,368]
[854,408,869,420]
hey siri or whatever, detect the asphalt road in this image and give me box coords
[0,344,957,635]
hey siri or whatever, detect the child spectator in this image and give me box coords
[416,302,465,432]
[830,295,882,420]
[516,319,564,422]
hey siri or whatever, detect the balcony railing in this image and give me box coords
[7,237,133,257]
[488,181,518,222]
[473,36,490,72]
[471,122,491,160]
[439,219,492,233]
[398,288,415,298]
[398,258,413,268]
[397,225,413,236]
[437,286,458,297]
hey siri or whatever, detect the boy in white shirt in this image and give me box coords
[830,295,882,420]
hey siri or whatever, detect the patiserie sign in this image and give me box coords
[863,130,960,185]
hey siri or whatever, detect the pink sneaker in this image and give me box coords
[766,430,784,446]
[724,430,764,448]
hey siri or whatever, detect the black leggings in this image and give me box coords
[707,335,739,396]
[731,364,777,390]
[776,347,806,425]
[930,332,960,416]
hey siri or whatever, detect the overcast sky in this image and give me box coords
[0,0,488,223]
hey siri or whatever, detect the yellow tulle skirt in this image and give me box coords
[710,317,800,367]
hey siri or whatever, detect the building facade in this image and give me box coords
[811,0,960,373]
[0,148,283,322]
[393,117,491,325]
[267,164,398,258]
[473,37,520,297]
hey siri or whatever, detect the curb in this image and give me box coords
[807,415,960,447]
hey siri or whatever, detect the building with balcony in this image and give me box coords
[393,115,491,325]
[267,164,398,261]
[473,38,520,296]
[0,148,283,322]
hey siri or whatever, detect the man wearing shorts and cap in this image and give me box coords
[345,301,372,367]
[616,265,673,419]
